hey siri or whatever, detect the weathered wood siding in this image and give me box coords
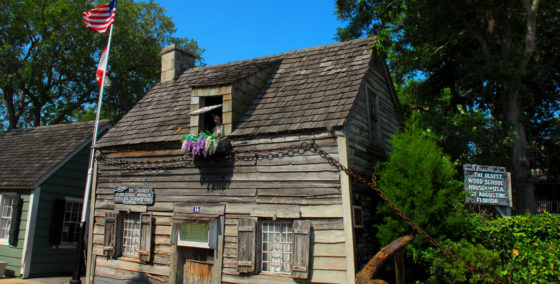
[29,147,89,276]
[91,132,350,283]
[0,192,30,277]
[346,59,400,176]
[345,59,401,269]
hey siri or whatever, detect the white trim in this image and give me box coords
[31,123,111,189]
[21,187,41,278]
[0,192,17,245]
[337,136,356,283]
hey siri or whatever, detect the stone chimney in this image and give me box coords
[160,44,195,82]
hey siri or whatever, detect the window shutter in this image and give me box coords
[139,212,152,263]
[103,211,117,257]
[114,212,124,257]
[291,219,311,279]
[49,199,66,247]
[237,218,256,273]
[8,195,23,247]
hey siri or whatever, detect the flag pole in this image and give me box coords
[71,23,115,284]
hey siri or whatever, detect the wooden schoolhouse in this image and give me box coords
[0,120,110,277]
[86,37,401,283]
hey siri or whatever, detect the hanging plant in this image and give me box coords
[181,131,219,157]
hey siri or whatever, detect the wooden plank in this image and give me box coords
[312,256,347,270]
[154,235,170,245]
[175,202,225,215]
[95,257,169,276]
[309,269,347,283]
[154,225,171,235]
[300,205,343,218]
[154,244,172,255]
[311,219,344,230]
[313,243,346,257]
[256,196,341,205]
[313,230,345,243]
[226,203,299,215]
[257,187,340,197]
[224,224,238,237]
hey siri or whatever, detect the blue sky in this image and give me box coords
[146,1,343,66]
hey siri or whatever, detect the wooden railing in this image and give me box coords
[536,200,560,213]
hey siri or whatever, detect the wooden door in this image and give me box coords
[183,259,214,284]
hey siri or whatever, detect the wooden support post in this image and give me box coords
[394,248,405,284]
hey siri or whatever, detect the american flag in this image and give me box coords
[82,0,117,33]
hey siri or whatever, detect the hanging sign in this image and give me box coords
[114,186,154,205]
[463,164,512,207]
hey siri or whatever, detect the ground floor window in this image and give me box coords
[261,220,293,274]
[122,213,141,257]
[0,194,16,242]
[61,200,83,243]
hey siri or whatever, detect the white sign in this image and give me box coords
[463,164,512,207]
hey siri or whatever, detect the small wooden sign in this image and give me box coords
[114,186,154,205]
[463,164,512,207]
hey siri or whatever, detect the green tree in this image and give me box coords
[336,0,559,213]
[0,0,204,129]
[374,118,467,279]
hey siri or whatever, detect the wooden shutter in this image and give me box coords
[49,199,66,247]
[291,219,311,279]
[8,195,23,247]
[103,211,117,257]
[237,218,256,273]
[114,212,124,257]
[139,212,153,263]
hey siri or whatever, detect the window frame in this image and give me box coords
[0,193,17,245]
[58,197,83,248]
[121,212,142,258]
[259,219,294,276]
[176,219,218,249]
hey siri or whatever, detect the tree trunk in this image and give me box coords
[506,90,536,214]
[1,89,18,130]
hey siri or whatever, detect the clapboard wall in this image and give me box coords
[90,131,351,283]
[345,58,401,269]
[346,58,400,176]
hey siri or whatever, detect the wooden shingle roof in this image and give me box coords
[0,120,110,190]
[96,37,376,148]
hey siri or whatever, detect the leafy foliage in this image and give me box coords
[374,118,559,282]
[469,212,560,283]
[0,0,204,129]
[375,118,465,250]
[336,0,560,212]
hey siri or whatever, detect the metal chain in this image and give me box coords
[310,140,498,283]
[97,139,496,281]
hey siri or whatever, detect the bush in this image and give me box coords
[375,120,465,251]
[420,239,502,283]
[469,212,560,283]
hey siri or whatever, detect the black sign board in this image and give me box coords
[114,186,154,205]
[463,164,512,207]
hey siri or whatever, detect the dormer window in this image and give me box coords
[199,96,223,135]
[190,86,233,137]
